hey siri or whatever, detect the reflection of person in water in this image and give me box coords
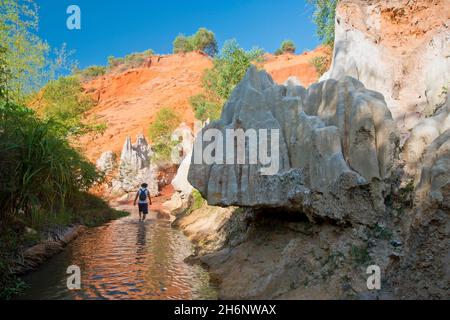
[135,222,147,264]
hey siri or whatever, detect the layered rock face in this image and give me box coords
[403,96,450,177]
[324,0,450,142]
[188,66,400,226]
[111,135,158,196]
[389,128,450,299]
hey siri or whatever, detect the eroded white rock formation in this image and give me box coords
[96,151,117,174]
[112,135,159,196]
[188,66,400,226]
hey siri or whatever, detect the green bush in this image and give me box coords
[148,107,180,161]
[107,49,154,72]
[173,28,218,57]
[41,76,92,118]
[32,76,102,136]
[275,40,296,55]
[189,39,263,121]
[173,35,194,54]
[74,65,107,81]
[203,39,264,102]
[191,189,205,211]
[309,56,329,77]
[0,102,100,219]
[189,94,221,122]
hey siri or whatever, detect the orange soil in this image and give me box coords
[78,51,212,161]
[339,0,450,55]
[262,46,330,87]
[79,49,327,162]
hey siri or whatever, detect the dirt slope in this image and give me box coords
[262,46,330,87]
[79,49,326,162]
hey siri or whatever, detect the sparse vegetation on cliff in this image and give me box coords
[31,76,100,136]
[309,45,332,77]
[275,40,296,55]
[190,39,264,121]
[173,28,218,57]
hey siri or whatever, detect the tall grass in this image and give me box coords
[0,102,99,220]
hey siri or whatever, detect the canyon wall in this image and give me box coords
[188,66,400,226]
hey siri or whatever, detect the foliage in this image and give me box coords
[31,76,99,136]
[0,45,10,102]
[148,107,180,161]
[74,65,107,81]
[173,28,218,57]
[0,102,100,219]
[189,39,264,122]
[307,0,339,46]
[0,228,28,300]
[203,39,264,101]
[0,0,50,102]
[189,93,221,122]
[107,49,154,73]
[275,40,296,55]
[191,189,205,211]
[309,56,328,77]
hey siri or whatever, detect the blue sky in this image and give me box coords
[36,0,319,69]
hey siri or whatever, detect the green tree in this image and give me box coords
[148,107,180,161]
[0,46,10,102]
[192,28,218,57]
[33,76,98,136]
[173,28,218,57]
[189,93,221,122]
[173,34,194,54]
[203,39,264,101]
[0,0,50,102]
[307,0,339,46]
[275,40,296,55]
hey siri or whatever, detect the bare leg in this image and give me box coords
[139,212,142,221]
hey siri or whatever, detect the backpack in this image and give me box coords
[138,188,147,201]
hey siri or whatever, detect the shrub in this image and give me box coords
[203,39,264,101]
[189,93,221,122]
[148,107,180,161]
[107,49,154,72]
[74,65,107,81]
[33,76,96,136]
[173,35,195,54]
[173,28,218,57]
[275,40,296,55]
[191,189,205,211]
[189,39,263,122]
[0,102,100,219]
[309,56,328,77]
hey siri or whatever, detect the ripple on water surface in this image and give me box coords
[19,213,218,300]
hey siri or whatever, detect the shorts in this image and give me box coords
[138,203,149,214]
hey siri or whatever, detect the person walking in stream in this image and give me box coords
[134,183,152,221]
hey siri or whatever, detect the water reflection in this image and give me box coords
[18,211,217,300]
